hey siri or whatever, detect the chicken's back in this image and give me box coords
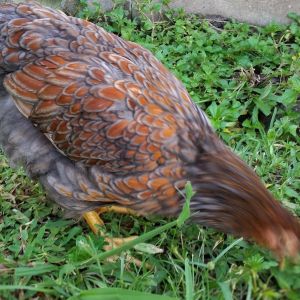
[0,2,207,216]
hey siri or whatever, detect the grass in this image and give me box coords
[0,0,300,299]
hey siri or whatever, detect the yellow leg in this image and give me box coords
[83,208,157,269]
[83,208,144,267]
[96,206,138,216]
[83,209,138,247]
[83,206,138,236]
[83,211,104,234]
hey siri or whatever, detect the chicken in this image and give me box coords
[0,2,300,260]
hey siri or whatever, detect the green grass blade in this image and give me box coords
[70,287,178,300]
[246,278,253,300]
[177,182,194,227]
[217,281,233,300]
[185,258,194,300]
[0,285,52,293]
[15,263,58,276]
[213,238,243,264]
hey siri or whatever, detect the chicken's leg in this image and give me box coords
[83,208,138,250]
[83,207,145,267]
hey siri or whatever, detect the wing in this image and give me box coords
[1,2,201,175]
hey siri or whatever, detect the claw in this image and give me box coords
[83,209,147,269]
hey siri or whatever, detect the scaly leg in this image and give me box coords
[96,206,138,216]
[83,207,144,267]
[83,209,138,250]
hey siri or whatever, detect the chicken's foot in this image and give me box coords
[83,208,144,267]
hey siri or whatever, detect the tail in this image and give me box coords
[0,2,101,214]
[0,93,100,214]
[0,4,60,207]
[0,2,70,73]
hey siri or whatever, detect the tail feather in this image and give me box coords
[0,93,99,214]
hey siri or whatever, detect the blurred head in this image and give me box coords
[187,133,300,260]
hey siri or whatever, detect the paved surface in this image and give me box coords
[11,0,299,26]
[169,0,300,25]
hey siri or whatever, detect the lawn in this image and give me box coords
[0,1,300,299]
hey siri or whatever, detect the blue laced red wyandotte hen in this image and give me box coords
[0,2,300,261]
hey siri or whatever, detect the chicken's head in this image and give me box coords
[186,132,300,260]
